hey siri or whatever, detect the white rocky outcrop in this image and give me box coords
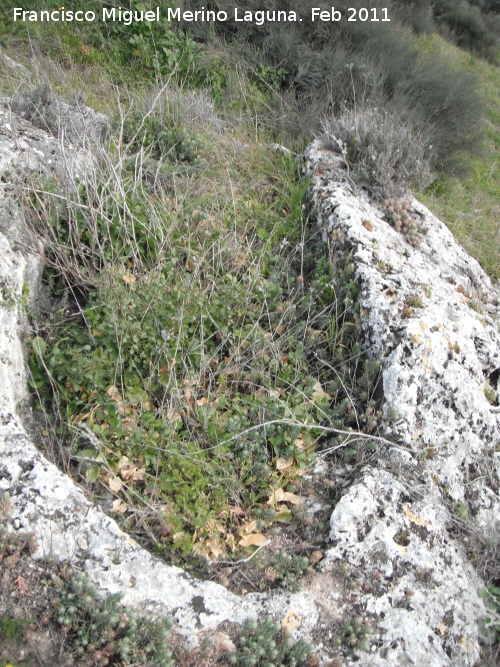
[305,141,500,666]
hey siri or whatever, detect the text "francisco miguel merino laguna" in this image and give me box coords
[13,6,391,25]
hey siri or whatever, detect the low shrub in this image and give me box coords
[433,0,500,62]
[185,0,484,170]
[265,552,310,592]
[52,572,173,667]
[11,82,59,137]
[320,106,434,198]
[229,617,312,667]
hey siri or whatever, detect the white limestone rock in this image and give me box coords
[306,141,499,666]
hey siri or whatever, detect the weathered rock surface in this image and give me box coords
[305,141,500,666]
[0,96,95,418]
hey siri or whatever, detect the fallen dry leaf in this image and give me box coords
[107,475,122,493]
[239,519,258,535]
[15,575,28,596]
[282,610,302,634]
[118,456,145,482]
[122,272,137,286]
[310,550,324,565]
[110,499,128,514]
[310,381,331,403]
[216,632,236,654]
[166,409,182,423]
[276,457,294,471]
[131,468,145,482]
[107,385,128,415]
[228,505,246,517]
[403,503,430,528]
[362,219,374,232]
[238,534,269,548]
[267,488,301,506]
[205,537,225,559]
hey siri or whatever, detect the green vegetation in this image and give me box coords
[320,106,433,200]
[52,572,173,666]
[479,583,500,643]
[335,615,371,652]
[229,618,312,667]
[417,35,500,280]
[27,127,381,561]
[0,1,499,663]
[0,616,30,643]
[265,552,310,592]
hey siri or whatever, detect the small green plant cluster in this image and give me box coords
[0,281,29,311]
[120,104,205,163]
[103,0,226,92]
[52,572,172,667]
[484,379,498,405]
[255,64,289,93]
[265,552,309,592]
[0,615,30,642]
[405,294,424,309]
[335,615,371,652]
[229,618,312,667]
[479,583,500,643]
[382,199,429,246]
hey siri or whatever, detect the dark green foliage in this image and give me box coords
[0,615,30,641]
[479,583,500,643]
[335,615,371,652]
[1,0,487,172]
[267,552,310,592]
[229,618,312,667]
[433,0,500,61]
[53,572,173,666]
[121,109,203,162]
[28,149,383,559]
[1,0,224,88]
[395,0,435,34]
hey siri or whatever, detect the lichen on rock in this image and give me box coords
[306,140,500,666]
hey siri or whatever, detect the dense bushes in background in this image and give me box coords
[433,0,500,61]
[1,0,488,174]
[185,0,483,173]
[395,1,500,61]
